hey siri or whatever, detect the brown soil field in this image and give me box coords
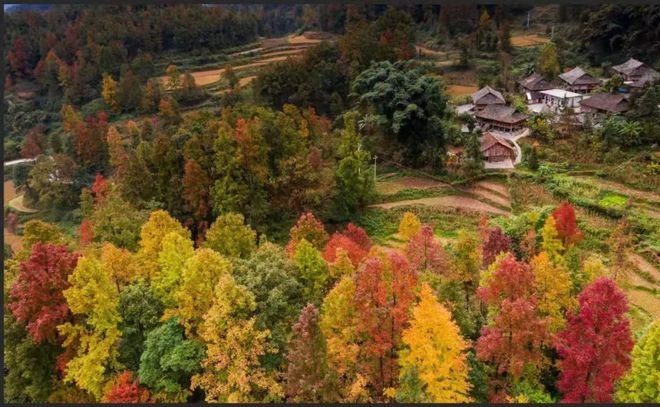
[160,55,293,87]
[446,85,479,97]
[511,34,550,47]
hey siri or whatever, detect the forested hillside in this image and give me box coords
[3,3,660,404]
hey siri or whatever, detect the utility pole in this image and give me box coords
[373,155,378,182]
[526,11,530,29]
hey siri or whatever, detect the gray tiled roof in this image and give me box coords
[559,67,600,85]
[471,86,505,105]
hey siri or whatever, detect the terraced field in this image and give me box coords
[156,32,334,92]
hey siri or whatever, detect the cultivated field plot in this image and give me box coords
[446,84,479,98]
[511,33,550,47]
[157,32,335,89]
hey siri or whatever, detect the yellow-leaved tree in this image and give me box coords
[530,252,575,332]
[541,216,564,265]
[58,255,123,400]
[397,283,472,403]
[191,274,282,402]
[319,275,367,402]
[137,210,190,279]
[168,248,232,336]
[100,243,137,288]
[153,232,195,308]
[398,211,422,241]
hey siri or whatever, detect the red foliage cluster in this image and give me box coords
[482,226,512,267]
[8,243,80,343]
[322,223,371,267]
[91,173,109,204]
[21,125,47,159]
[404,224,449,276]
[476,253,549,381]
[286,212,329,256]
[79,219,94,246]
[354,251,417,395]
[103,371,152,403]
[555,277,633,403]
[551,202,584,247]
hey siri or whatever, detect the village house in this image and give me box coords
[519,72,553,103]
[480,132,516,164]
[558,67,601,93]
[471,86,506,112]
[579,93,630,122]
[611,58,660,89]
[539,89,584,112]
[475,104,528,132]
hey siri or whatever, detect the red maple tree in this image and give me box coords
[322,224,372,267]
[79,219,94,246]
[90,173,109,204]
[482,226,512,267]
[8,243,80,343]
[104,371,152,403]
[551,202,584,247]
[354,251,417,397]
[476,253,550,384]
[404,224,449,276]
[555,277,633,403]
[286,212,329,256]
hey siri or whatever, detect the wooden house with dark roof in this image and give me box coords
[475,104,528,132]
[580,93,630,122]
[471,86,505,112]
[558,67,601,93]
[480,132,516,163]
[518,72,553,103]
[611,58,659,86]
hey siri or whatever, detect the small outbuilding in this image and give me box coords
[558,67,601,93]
[519,72,553,103]
[471,86,506,112]
[480,132,516,163]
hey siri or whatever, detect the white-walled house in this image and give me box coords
[539,89,584,112]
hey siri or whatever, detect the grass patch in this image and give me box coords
[598,191,629,209]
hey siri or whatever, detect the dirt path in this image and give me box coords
[371,195,509,215]
[415,45,447,58]
[4,180,23,252]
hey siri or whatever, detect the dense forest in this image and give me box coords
[3,3,660,404]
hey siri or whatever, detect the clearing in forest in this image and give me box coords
[511,33,550,47]
[446,84,479,98]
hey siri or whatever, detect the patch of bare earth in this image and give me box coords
[511,34,550,47]
[446,85,479,97]
[158,54,299,87]
[371,195,509,216]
